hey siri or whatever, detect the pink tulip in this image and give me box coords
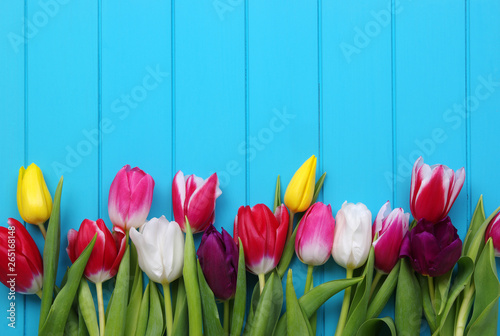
[485,212,500,257]
[295,202,335,266]
[410,157,465,223]
[0,218,43,294]
[372,201,409,273]
[108,165,155,230]
[233,204,288,275]
[67,219,127,283]
[172,170,222,233]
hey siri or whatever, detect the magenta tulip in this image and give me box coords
[400,216,462,277]
[410,157,465,223]
[108,165,155,230]
[372,201,409,273]
[172,170,222,233]
[197,225,238,300]
[233,204,288,275]
[485,212,500,257]
[0,218,43,294]
[295,202,335,266]
[67,219,127,283]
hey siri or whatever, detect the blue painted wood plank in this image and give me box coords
[469,1,500,332]
[322,0,393,332]
[173,1,245,235]
[25,0,99,334]
[100,0,172,237]
[0,1,26,334]
[247,0,320,329]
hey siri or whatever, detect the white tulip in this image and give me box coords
[332,201,372,269]
[130,216,184,284]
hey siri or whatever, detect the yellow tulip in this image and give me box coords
[17,163,53,225]
[284,155,317,214]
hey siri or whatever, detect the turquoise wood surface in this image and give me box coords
[1,0,500,334]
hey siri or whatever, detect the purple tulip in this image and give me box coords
[400,216,462,277]
[197,225,238,300]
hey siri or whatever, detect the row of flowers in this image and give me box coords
[2,156,500,336]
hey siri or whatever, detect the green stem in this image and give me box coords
[258,273,266,294]
[162,283,173,336]
[96,281,105,336]
[335,267,354,336]
[369,270,384,299]
[223,300,230,336]
[37,223,47,239]
[428,276,435,310]
[304,265,314,294]
[455,283,475,336]
[288,211,295,239]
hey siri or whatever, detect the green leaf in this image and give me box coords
[466,240,500,336]
[277,220,300,278]
[273,175,281,212]
[129,240,139,298]
[65,307,80,336]
[104,245,131,336]
[78,279,99,336]
[286,270,312,336]
[311,172,326,204]
[356,317,396,336]
[463,195,486,255]
[39,176,63,329]
[197,261,224,336]
[243,282,261,335]
[134,283,150,336]
[125,260,143,336]
[466,205,500,263]
[367,261,400,319]
[145,281,164,336]
[419,274,437,333]
[231,239,246,336]
[395,258,422,336]
[183,219,203,336]
[39,234,97,335]
[274,277,363,336]
[435,268,453,315]
[248,272,283,336]
[78,304,90,336]
[172,278,188,336]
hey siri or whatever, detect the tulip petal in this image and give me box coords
[186,173,219,233]
[172,170,187,229]
[108,165,132,228]
[127,174,155,229]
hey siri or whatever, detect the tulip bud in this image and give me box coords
[485,212,500,257]
[372,201,409,273]
[233,204,288,275]
[410,157,465,223]
[67,219,127,283]
[295,202,335,266]
[197,225,238,300]
[130,216,184,284]
[284,155,317,214]
[17,163,53,225]
[172,171,222,233]
[0,218,43,294]
[400,216,462,277]
[108,165,155,230]
[332,201,372,269]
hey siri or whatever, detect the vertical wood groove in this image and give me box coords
[244,0,250,205]
[465,0,472,222]
[171,0,176,219]
[98,0,102,219]
[391,0,397,205]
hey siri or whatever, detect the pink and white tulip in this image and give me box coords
[295,202,335,266]
[67,219,127,283]
[372,201,409,273]
[172,170,222,233]
[485,212,500,257]
[410,157,465,223]
[108,165,155,230]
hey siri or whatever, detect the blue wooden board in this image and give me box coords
[1,1,500,335]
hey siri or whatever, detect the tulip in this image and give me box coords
[108,165,155,230]
[197,225,238,300]
[17,163,52,237]
[0,218,43,295]
[172,170,222,233]
[372,201,409,274]
[400,216,462,277]
[284,155,317,214]
[410,157,465,223]
[130,216,184,336]
[295,202,335,266]
[485,212,500,257]
[233,204,288,292]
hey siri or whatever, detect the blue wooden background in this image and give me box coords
[1,0,500,335]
